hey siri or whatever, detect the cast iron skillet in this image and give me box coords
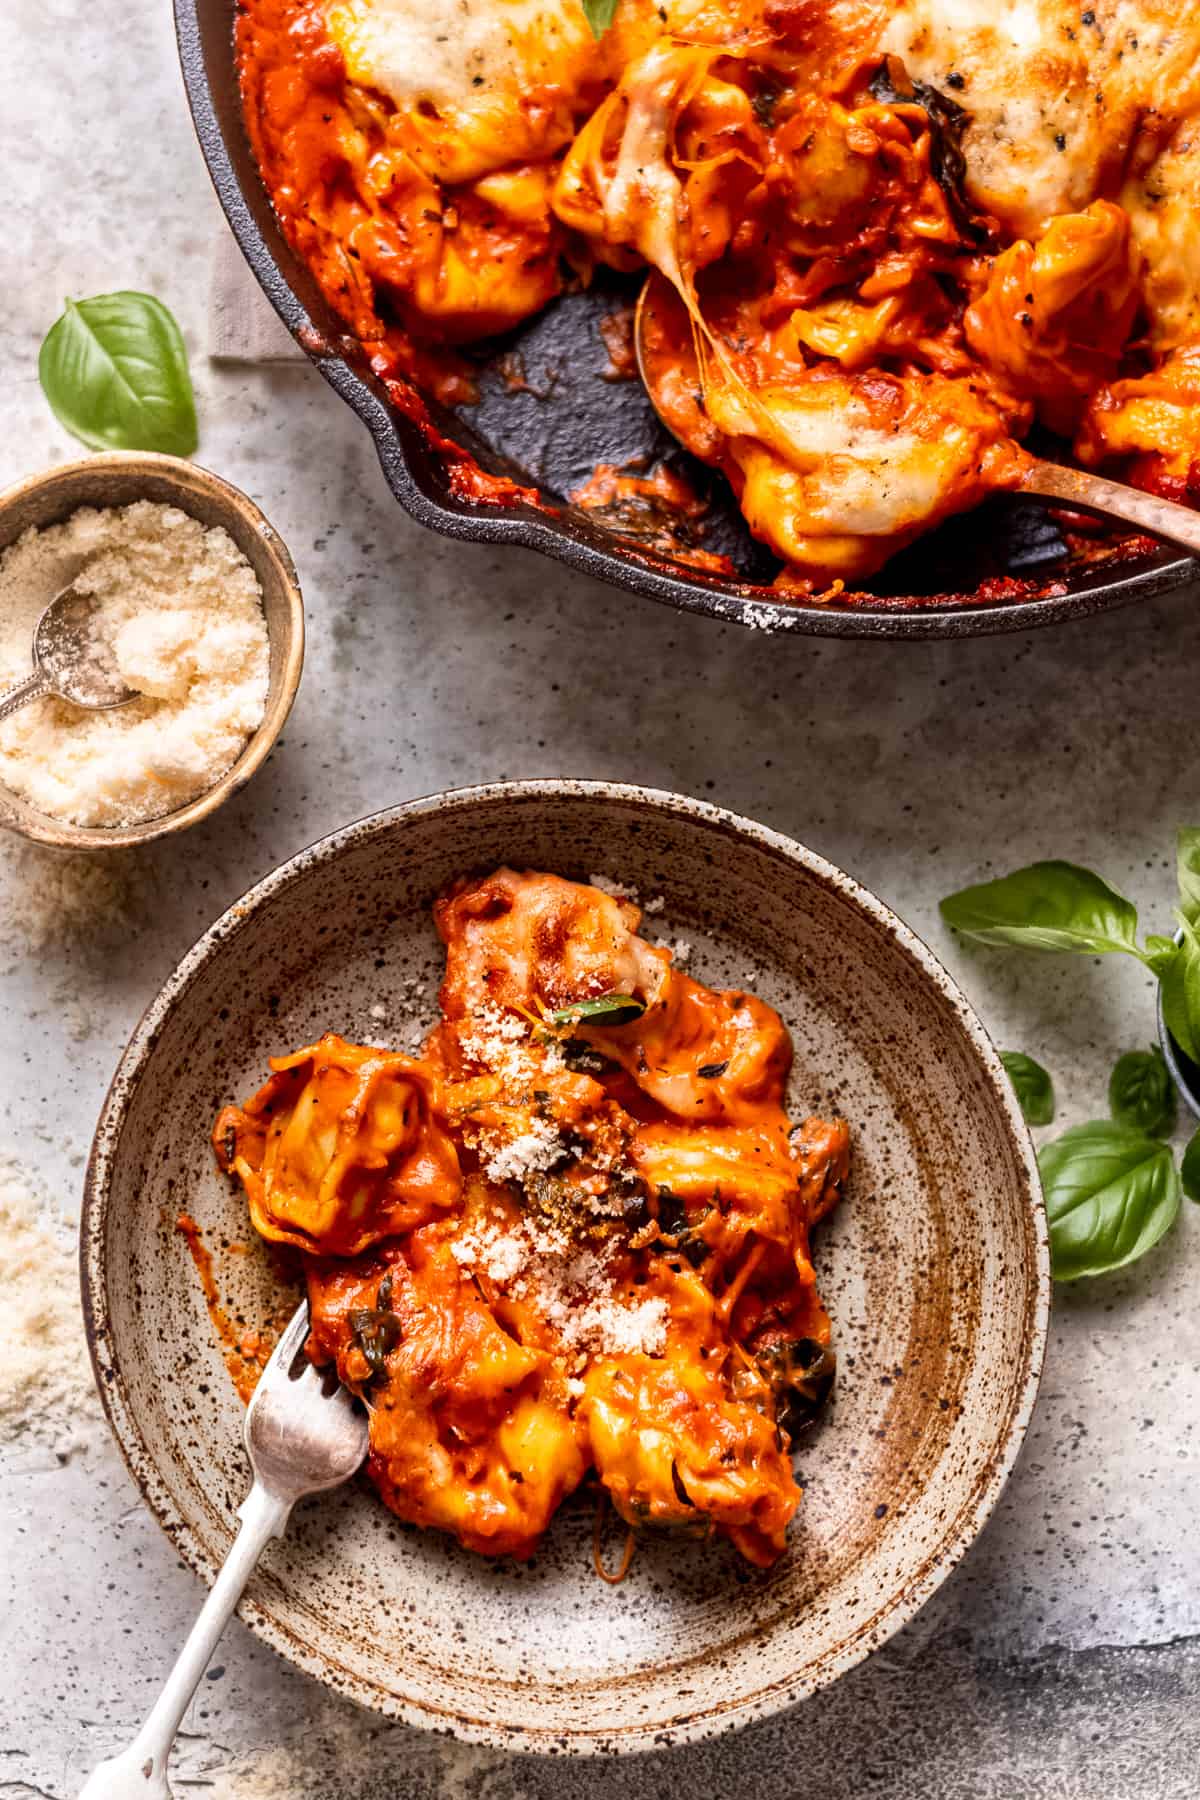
[174,0,1194,638]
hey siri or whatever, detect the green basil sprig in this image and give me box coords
[1000,1050,1055,1125]
[941,832,1200,1062]
[582,0,619,38]
[939,861,1152,960]
[39,292,198,455]
[1039,1122,1180,1281]
[547,991,645,1027]
[1108,1046,1176,1137]
[944,833,1200,1279]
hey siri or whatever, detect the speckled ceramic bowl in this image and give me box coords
[0,452,303,850]
[82,782,1048,1751]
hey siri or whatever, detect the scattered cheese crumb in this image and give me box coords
[651,935,692,964]
[642,894,665,914]
[0,501,270,827]
[0,839,159,955]
[0,1152,102,1451]
[588,872,638,900]
[369,1001,389,1022]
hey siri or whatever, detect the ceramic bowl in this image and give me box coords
[81,782,1049,1751]
[0,452,303,849]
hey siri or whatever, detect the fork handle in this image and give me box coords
[1020,456,1200,556]
[0,669,51,724]
[77,1483,291,1798]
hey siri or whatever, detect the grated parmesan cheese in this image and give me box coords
[451,1206,668,1358]
[479,1116,563,1184]
[451,992,670,1360]
[0,501,270,827]
[459,1001,563,1085]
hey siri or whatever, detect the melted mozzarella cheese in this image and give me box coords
[1123,121,1200,350]
[878,2,1200,237]
[326,0,598,110]
[712,387,921,473]
[878,0,1106,234]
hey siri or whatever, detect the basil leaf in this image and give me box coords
[1159,917,1200,1066]
[999,1051,1055,1126]
[1182,1128,1200,1204]
[1178,827,1200,927]
[940,861,1147,960]
[1039,1121,1180,1281]
[348,1307,401,1378]
[38,292,198,455]
[1107,1046,1176,1137]
[547,991,645,1026]
[582,0,619,37]
[1144,933,1180,977]
[867,60,979,240]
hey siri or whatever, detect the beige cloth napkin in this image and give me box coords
[209,231,308,362]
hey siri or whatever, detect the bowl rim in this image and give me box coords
[0,450,304,850]
[173,0,1193,641]
[80,779,1050,1750]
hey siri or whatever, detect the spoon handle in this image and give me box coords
[76,1482,291,1798]
[1021,457,1200,557]
[0,669,51,724]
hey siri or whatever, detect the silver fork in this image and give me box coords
[78,1301,369,1798]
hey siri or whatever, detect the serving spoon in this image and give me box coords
[631,281,1200,560]
[77,1302,368,1799]
[0,582,136,724]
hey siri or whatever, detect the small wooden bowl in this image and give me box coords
[0,452,303,849]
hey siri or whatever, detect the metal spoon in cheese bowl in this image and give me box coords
[0,581,137,723]
[77,1302,368,1800]
[631,276,1200,562]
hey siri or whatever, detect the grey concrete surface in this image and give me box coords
[2,3,1199,1795]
